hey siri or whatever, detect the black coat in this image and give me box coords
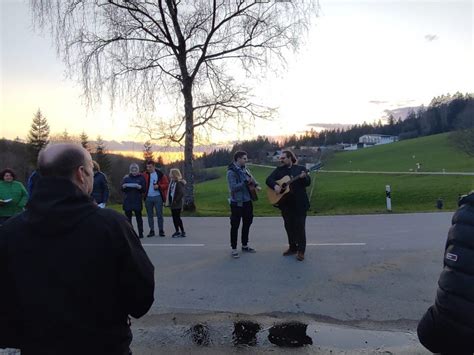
[91,171,109,204]
[167,180,185,210]
[122,173,146,211]
[0,177,155,354]
[430,192,474,337]
[265,164,311,213]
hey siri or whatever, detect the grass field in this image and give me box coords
[109,133,474,216]
[325,133,474,172]
[190,165,474,216]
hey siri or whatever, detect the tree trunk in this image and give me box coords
[182,80,196,211]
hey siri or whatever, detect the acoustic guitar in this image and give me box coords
[266,162,323,205]
[244,167,259,201]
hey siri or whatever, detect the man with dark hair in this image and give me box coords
[91,160,109,208]
[266,150,310,261]
[227,151,258,258]
[417,191,474,354]
[0,143,155,354]
[143,160,169,237]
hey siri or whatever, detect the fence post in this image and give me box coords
[386,185,392,211]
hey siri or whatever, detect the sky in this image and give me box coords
[1,0,473,145]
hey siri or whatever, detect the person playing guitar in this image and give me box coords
[265,150,311,261]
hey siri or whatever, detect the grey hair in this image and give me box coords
[129,163,140,173]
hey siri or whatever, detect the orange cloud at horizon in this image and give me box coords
[112,150,204,164]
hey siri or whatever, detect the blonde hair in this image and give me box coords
[92,160,100,172]
[169,168,182,180]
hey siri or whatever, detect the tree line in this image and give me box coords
[281,92,474,147]
[191,92,474,168]
[1,109,168,203]
[3,91,472,204]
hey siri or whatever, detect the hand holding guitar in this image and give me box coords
[267,162,323,205]
[245,170,259,201]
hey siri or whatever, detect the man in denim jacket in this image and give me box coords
[227,151,258,259]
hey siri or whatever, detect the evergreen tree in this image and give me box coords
[80,131,90,151]
[60,129,70,142]
[94,136,111,175]
[27,109,50,166]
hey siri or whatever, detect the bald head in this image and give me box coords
[38,144,94,194]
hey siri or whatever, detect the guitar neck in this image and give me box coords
[287,173,305,185]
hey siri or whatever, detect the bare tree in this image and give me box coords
[30,0,318,210]
[143,140,155,164]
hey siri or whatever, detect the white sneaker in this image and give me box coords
[242,245,256,253]
[231,249,240,258]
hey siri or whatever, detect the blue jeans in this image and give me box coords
[145,195,164,232]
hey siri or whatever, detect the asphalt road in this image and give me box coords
[138,212,451,326]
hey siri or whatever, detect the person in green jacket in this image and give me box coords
[0,168,28,224]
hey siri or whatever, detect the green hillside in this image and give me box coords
[193,166,473,216]
[325,133,474,172]
[312,172,473,215]
[190,133,474,215]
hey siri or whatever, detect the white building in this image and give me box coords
[358,134,399,145]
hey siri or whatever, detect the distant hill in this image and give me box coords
[383,106,421,120]
[324,133,474,173]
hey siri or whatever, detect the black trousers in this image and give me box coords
[230,201,253,249]
[417,306,474,355]
[281,209,306,253]
[171,208,184,232]
[124,209,143,235]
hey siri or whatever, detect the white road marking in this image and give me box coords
[142,243,365,247]
[142,244,205,247]
[307,243,366,246]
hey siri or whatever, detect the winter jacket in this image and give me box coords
[91,171,109,204]
[121,173,146,211]
[227,163,252,207]
[143,168,169,203]
[427,192,474,340]
[26,170,40,201]
[166,180,186,210]
[265,164,311,213]
[0,180,28,217]
[0,177,155,354]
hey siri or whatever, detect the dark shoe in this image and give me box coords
[283,248,297,256]
[242,245,256,253]
[296,252,305,261]
[159,230,166,237]
[138,233,144,239]
[147,230,155,237]
[180,231,186,238]
[171,231,181,238]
